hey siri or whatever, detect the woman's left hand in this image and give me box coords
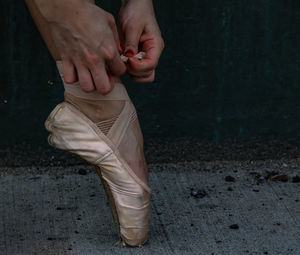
[118,0,164,82]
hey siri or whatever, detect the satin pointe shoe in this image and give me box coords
[45,62,151,246]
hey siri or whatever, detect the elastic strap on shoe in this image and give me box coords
[56,61,129,101]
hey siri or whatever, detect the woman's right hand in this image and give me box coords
[35,0,126,94]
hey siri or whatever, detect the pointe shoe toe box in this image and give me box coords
[121,226,149,246]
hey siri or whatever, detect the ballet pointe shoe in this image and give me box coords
[45,62,151,246]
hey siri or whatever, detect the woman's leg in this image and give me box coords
[26,0,150,246]
[24,0,122,122]
[25,0,126,123]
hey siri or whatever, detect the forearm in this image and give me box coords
[26,0,88,22]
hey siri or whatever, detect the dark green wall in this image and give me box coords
[0,0,299,148]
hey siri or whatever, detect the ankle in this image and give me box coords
[64,92,124,123]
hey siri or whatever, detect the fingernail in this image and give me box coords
[125,49,134,57]
[120,43,125,51]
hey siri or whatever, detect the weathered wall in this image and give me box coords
[0,0,299,148]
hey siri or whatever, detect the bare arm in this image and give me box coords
[118,0,164,82]
[28,0,126,94]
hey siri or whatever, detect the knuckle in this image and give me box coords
[120,19,136,34]
[102,45,116,61]
[126,24,136,34]
[61,54,69,61]
[86,54,100,67]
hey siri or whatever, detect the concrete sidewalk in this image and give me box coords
[0,161,299,255]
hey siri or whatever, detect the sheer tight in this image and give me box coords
[58,62,149,188]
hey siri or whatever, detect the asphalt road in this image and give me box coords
[0,160,299,255]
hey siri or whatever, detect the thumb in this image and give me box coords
[124,25,143,57]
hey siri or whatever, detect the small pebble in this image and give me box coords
[271,174,288,182]
[291,175,300,183]
[225,176,236,182]
[229,224,239,229]
[190,188,207,198]
[78,169,87,175]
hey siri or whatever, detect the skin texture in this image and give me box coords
[119,0,164,82]
[32,0,125,94]
[28,0,164,93]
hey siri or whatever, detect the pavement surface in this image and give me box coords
[0,160,299,255]
[2,136,300,167]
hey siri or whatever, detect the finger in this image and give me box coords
[105,47,126,77]
[117,23,125,52]
[90,62,113,95]
[130,70,155,83]
[107,72,115,87]
[124,25,143,56]
[108,14,123,53]
[127,69,153,78]
[74,63,95,92]
[127,37,163,72]
[62,58,77,83]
